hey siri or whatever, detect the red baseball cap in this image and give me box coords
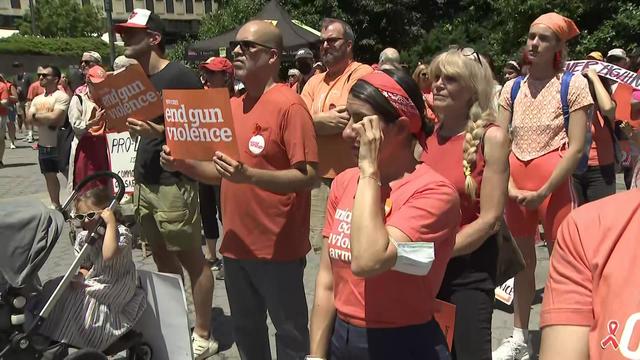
[199,57,234,75]
[86,65,107,84]
[114,8,164,34]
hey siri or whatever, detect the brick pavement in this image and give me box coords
[0,135,628,359]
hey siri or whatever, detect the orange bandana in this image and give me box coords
[531,12,579,42]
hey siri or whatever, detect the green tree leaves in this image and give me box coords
[18,0,104,38]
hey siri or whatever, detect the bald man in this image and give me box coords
[379,47,401,70]
[161,20,318,359]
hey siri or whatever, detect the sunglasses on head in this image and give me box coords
[456,47,483,67]
[71,210,102,222]
[229,40,275,53]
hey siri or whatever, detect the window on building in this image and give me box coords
[10,0,21,9]
[185,0,193,13]
[125,0,133,12]
[204,0,212,13]
[145,0,154,11]
[165,0,174,13]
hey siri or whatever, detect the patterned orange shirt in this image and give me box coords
[500,73,593,161]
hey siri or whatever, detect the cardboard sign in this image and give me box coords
[433,299,456,350]
[93,63,164,132]
[565,60,640,90]
[134,270,193,360]
[495,277,515,305]
[106,132,138,194]
[163,88,239,160]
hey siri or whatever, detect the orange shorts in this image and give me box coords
[505,151,575,244]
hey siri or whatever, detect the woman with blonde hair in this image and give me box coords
[493,13,593,360]
[421,47,510,360]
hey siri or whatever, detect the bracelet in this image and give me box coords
[360,174,381,186]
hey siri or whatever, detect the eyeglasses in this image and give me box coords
[80,60,95,66]
[37,73,52,78]
[456,47,483,67]
[320,37,344,47]
[70,210,102,222]
[229,40,275,53]
[420,73,428,78]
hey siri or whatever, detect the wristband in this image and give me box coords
[359,174,381,186]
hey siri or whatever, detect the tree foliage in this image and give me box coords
[18,0,104,38]
[0,34,120,59]
[194,0,640,72]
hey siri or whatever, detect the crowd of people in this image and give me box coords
[1,7,639,360]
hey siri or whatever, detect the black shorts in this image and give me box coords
[38,146,60,174]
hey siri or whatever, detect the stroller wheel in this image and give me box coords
[127,343,152,360]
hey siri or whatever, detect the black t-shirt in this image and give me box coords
[134,62,203,185]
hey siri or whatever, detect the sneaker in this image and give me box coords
[209,258,222,271]
[26,135,33,143]
[492,337,529,360]
[215,266,225,281]
[192,333,219,359]
[9,143,16,149]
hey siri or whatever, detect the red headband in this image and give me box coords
[360,71,425,148]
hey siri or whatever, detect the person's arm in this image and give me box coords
[584,70,616,120]
[453,126,510,257]
[100,209,121,262]
[213,152,318,194]
[539,325,589,360]
[126,118,165,139]
[312,107,351,135]
[160,145,222,185]
[32,108,66,127]
[309,240,336,358]
[68,95,86,135]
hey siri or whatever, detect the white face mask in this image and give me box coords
[390,237,435,276]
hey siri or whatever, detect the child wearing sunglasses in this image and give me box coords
[38,187,146,351]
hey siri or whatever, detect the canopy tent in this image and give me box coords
[186,0,321,62]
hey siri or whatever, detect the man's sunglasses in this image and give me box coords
[80,60,95,66]
[37,73,52,78]
[229,40,275,53]
[71,210,102,222]
[320,37,343,46]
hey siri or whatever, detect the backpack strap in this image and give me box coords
[561,71,592,174]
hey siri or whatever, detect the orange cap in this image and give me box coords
[531,12,580,42]
[86,65,107,84]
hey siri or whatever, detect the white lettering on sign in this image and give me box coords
[164,103,233,144]
[620,313,640,359]
[328,208,353,263]
[495,278,515,305]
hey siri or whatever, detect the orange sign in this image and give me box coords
[92,63,163,132]
[433,299,456,350]
[163,88,239,161]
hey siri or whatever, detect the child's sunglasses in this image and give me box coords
[70,210,102,222]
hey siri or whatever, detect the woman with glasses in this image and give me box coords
[421,48,510,360]
[308,69,460,360]
[493,13,593,360]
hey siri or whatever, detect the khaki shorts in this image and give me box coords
[134,181,202,252]
[309,178,333,253]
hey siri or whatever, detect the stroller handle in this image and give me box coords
[74,171,126,203]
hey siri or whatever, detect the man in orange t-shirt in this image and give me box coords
[301,18,373,252]
[539,190,640,359]
[161,20,318,359]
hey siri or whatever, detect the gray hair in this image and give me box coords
[322,18,355,42]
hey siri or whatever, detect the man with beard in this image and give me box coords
[114,9,218,359]
[294,47,315,94]
[301,18,373,253]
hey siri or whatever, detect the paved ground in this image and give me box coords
[0,134,628,359]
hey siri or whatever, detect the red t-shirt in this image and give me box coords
[27,81,45,101]
[220,84,319,261]
[322,165,460,328]
[541,190,640,359]
[0,82,9,116]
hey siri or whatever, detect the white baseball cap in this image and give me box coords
[607,48,627,59]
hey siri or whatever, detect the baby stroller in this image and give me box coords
[0,171,151,360]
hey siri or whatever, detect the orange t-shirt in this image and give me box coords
[588,110,615,166]
[322,165,460,328]
[500,74,593,161]
[301,61,373,178]
[27,81,45,101]
[0,82,9,116]
[220,84,319,261]
[540,190,640,359]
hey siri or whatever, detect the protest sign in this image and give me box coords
[106,132,138,194]
[93,63,164,132]
[565,60,640,90]
[433,299,456,350]
[163,88,239,160]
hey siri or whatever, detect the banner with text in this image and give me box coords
[565,60,640,90]
[93,64,164,132]
[163,88,239,160]
[107,132,138,194]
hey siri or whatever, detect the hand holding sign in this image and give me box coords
[213,151,249,183]
[160,145,186,173]
[163,88,239,161]
[127,117,164,138]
